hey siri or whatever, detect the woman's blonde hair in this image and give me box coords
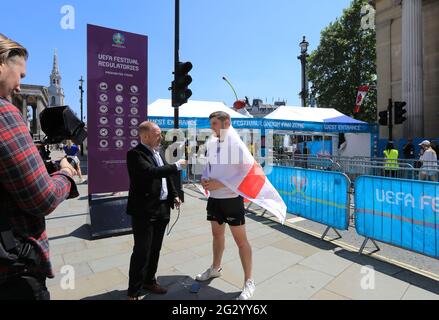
[0,33,28,64]
[66,140,73,148]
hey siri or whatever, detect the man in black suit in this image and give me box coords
[126,121,186,300]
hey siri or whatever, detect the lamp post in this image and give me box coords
[79,76,84,156]
[297,36,309,107]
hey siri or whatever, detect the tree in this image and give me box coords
[308,0,377,122]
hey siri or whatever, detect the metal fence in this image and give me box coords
[266,166,351,239]
[181,152,439,259]
[272,154,439,183]
[182,153,439,185]
[355,176,439,259]
[272,154,341,171]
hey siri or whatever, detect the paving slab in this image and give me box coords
[221,246,304,288]
[299,250,354,277]
[252,264,335,300]
[324,264,411,300]
[41,183,439,300]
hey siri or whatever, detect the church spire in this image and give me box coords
[53,49,58,73]
[48,48,65,106]
[51,49,60,76]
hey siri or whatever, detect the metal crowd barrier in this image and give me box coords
[182,154,439,260]
[265,165,351,239]
[333,161,414,183]
[340,163,438,183]
[273,156,341,171]
[332,156,439,171]
[355,176,439,259]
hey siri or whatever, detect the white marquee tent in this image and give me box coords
[148,99,249,120]
[264,105,372,158]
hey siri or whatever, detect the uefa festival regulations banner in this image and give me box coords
[87,24,147,194]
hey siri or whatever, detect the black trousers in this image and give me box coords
[128,203,170,297]
[384,170,397,178]
[0,274,49,300]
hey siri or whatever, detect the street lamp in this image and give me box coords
[79,76,84,156]
[298,36,309,107]
[299,36,309,54]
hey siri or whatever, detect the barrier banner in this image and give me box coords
[265,166,350,230]
[355,176,439,259]
[149,116,372,133]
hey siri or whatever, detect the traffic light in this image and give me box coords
[394,101,407,125]
[172,61,193,108]
[378,110,388,126]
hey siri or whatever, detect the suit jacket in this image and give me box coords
[126,143,179,217]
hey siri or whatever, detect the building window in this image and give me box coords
[51,96,56,106]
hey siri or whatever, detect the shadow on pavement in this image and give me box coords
[48,224,92,241]
[81,275,240,301]
[335,249,439,295]
[247,213,336,251]
[247,213,439,296]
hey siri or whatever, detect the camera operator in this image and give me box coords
[0,34,79,300]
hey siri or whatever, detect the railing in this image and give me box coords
[272,154,341,171]
[181,153,439,260]
[272,154,438,183]
[265,165,351,239]
[355,176,439,259]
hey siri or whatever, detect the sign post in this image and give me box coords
[87,24,148,238]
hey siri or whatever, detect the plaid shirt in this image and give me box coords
[0,97,75,282]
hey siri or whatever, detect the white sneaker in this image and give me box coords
[237,279,255,300]
[195,266,222,281]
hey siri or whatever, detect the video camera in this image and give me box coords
[38,106,88,174]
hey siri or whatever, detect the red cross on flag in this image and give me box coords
[202,127,287,224]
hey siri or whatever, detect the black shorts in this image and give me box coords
[66,156,79,169]
[206,196,245,226]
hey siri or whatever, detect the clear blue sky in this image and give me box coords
[1,0,352,120]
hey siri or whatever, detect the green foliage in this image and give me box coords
[308,0,377,122]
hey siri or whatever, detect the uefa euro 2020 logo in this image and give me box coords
[113,33,125,45]
[292,176,308,194]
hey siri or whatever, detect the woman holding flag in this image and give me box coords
[196,111,286,300]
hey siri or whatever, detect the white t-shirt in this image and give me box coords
[202,139,239,199]
[420,149,438,173]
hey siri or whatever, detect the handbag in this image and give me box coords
[0,213,40,269]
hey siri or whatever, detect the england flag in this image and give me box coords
[203,126,287,224]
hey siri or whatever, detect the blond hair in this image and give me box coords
[209,111,230,122]
[0,34,28,64]
[66,140,73,148]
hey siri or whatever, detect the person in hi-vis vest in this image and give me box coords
[383,141,399,178]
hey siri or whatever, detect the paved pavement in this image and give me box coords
[44,164,439,300]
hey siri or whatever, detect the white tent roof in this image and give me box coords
[148,99,249,119]
[264,105,365,124]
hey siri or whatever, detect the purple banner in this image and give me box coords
[87,24,148,194]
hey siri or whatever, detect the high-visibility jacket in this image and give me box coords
[383,149,399,170]
[249,144,255,156]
